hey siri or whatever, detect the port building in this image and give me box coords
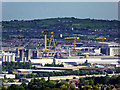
[29,56,119,65]
[0,51,15,62]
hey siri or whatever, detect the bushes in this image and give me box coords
[2,75,120,90]
[8,84,25,90]
[44,64,64,67]
[93,86,99,90]
[2,61,33,71]
[27,78,74,90]
[15,70,101,79]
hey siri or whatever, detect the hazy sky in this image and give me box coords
[2,2,118,21]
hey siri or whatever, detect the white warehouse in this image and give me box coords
[30,56,119,65]
[0,51,15,62]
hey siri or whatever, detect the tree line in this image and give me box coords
[1,75,120,90]
[2,62,35,74]
[15,70,102,79]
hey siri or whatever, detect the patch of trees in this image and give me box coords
[1,75,120,90]
[15,70,101,79]
[2,61,35,74]
[78,75,120,89]
[1,78,75,90]
[115,68,120,73]
[27,78,75,90]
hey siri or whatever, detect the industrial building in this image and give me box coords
[16,66,106,73]
[16,69,65,73]
[100,47,120,56]
[96,42,120,56]
[18,49,31,61]
[0,49,32,62]
[32,50,37,59]
[25,49,31,60]
[29,56,119,66]
[0,51,15,62]
[19,49,24,61]
[109,47,120,56]
[75,42,120,57]
[0,74,15,79]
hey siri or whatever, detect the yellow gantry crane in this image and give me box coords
[64,37,79,51]
[42,29,50,52]
[49,31,56,51]
[42,29,56,52]
[96,37,106,47]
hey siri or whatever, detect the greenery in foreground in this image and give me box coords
[1,75,120,90]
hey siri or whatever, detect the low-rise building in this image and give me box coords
[16,69,64,74]
[0,51,15,62]
[0,74,15,79]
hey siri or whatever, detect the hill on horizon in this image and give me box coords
[2,17,120,42]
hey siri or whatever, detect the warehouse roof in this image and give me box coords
[17,69,64,72]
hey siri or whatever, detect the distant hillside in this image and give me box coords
[2,17,119,41]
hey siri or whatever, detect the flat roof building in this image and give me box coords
[16,69,65,73]
[0,51,15,62]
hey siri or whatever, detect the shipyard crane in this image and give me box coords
[64,37,79,51]
[9,35,24,51]
[42,29,56,52]
[42,29,50,52]
[96,37,106,47]
[49,31,56,51]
